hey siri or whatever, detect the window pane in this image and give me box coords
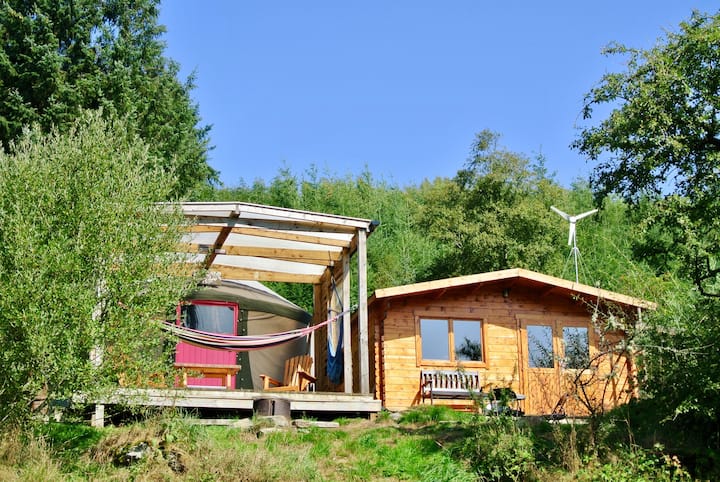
[527,325,554,368]
[420,318,449,360]
[454,320,483,361]
[563,326,589,369]
[182,304,236,334]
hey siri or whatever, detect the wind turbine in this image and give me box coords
[550,206,598,283]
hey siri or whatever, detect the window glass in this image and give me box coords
[454,320,483,361]
[563,326,589,369]
[182,304,236,334]
[527,325,554,368]
[420,318,449,360]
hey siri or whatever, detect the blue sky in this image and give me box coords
[159,2,718,188]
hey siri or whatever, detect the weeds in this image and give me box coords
[0,405,711,481]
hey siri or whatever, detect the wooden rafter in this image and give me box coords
[202,211,240,270]
[181,243,342,266]
[209,265,324,284]
[187,224,352,249]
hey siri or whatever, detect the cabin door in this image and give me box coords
[175,301,239,388]
[520,318,592,416]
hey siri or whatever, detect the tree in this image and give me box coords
[573,10,720,295]
[0,111,199,426]
[574,9,720,449]
[0,0,213,198]
[418,130,566,279]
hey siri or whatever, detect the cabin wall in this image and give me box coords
[371,283,634,415]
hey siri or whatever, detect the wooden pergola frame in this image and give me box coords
[176,202,377,394]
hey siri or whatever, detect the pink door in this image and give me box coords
[175,301,238,388]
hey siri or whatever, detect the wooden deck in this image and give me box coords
[97,388,381,419]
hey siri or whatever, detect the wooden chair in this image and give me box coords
[260,355,316,391]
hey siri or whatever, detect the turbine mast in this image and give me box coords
[550,206,598,283]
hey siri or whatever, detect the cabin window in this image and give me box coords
[418,318,484,365]
[527,324,554,368]
[562,326,589,369]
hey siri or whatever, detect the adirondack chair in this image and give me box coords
[259,354,316,391]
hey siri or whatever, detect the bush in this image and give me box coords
[460,415,536,482]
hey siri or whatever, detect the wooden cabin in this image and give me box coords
[367,268,654,416]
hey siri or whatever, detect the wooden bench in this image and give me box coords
[420,370,483,404]
[174,363,241,389]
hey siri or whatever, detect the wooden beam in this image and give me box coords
[182,243,341,265]
[342,253,352,394]
[357,228,370,395]
[182,202,372,230]
[210,265,321,284]
[187,224,352,248]
[202,211,240,269]
[188,215,358,235]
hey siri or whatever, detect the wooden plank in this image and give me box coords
[358,228,370,395]
[202,210,239,269]
[188,224,352,248]
[101,388,381,413]
[183,243,343,265]
[342,254,353,394]
[209,265,321,284]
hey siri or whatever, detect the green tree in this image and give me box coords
[573,10,720,295]
[0,111,199,426]
[574,10,720,450]
[419,130,566,279]
[0,0,213,197]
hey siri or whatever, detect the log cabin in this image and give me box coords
[367,268,654,416]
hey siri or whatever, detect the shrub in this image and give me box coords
[461,415,536,481]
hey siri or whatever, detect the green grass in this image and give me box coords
[0,406,711,481]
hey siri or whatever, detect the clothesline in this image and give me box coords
[161,309,350,352]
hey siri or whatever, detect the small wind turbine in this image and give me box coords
[551,206,598,283]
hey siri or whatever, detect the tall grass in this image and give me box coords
[0,405,707,481]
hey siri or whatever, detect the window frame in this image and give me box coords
[176,300,239,335]
[415,313,487,368]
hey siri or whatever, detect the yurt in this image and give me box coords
[174,279,312,389]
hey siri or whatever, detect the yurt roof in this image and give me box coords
[187,279,312,325]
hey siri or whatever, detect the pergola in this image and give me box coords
[176,202,378,394]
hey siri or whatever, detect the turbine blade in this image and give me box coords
[550,206,570,220]
[574,209,598,221]
[568,223,575,246]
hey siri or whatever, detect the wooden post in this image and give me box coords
[358,228,370,395]
[342,253,353,393]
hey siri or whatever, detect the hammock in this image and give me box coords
[326,277,344,384]
[161,309,349,352]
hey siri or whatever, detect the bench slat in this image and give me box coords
[420,369,482,404]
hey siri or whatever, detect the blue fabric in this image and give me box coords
[326,315,344,384]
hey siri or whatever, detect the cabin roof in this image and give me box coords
[370,268,655,310]
[173,202,377,284]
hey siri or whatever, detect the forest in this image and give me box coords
[0,1,718,479]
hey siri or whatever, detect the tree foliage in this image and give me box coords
[575,9,720,441]
[0,0,213,197]
[418,130,566,279]
[573,10,720,296]
[0,112,199,425]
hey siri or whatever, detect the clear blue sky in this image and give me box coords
[159,2,718,188]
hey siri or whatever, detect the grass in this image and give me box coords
[0,405,710,481]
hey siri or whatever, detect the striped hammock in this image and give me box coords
[161,309,349,352]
